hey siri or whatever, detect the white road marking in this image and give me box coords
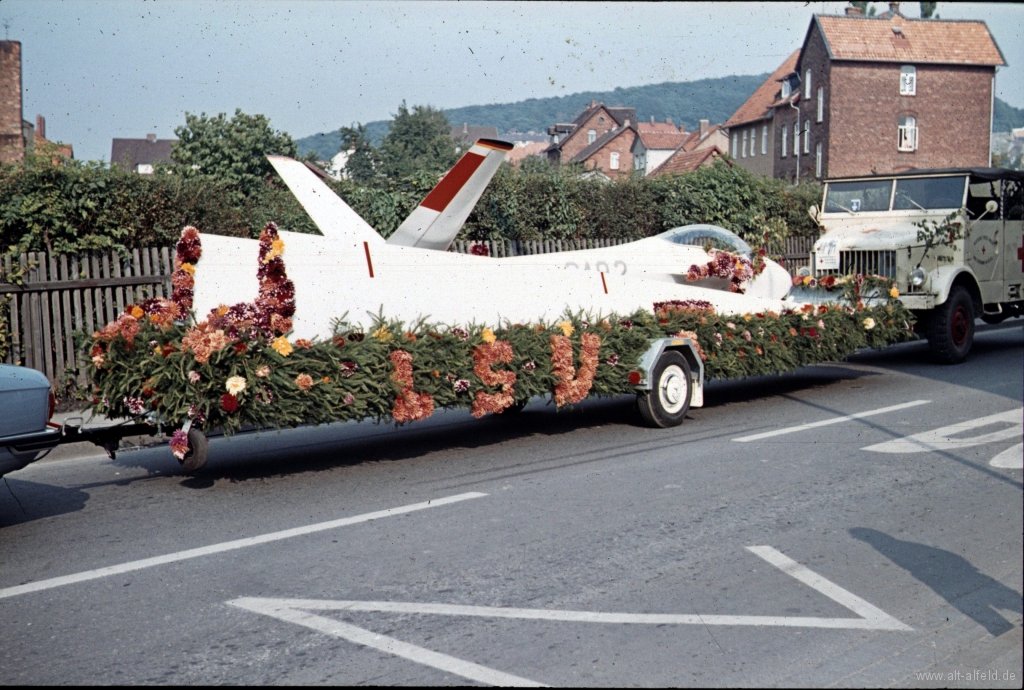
[732,400,931,443]
[229,546,908,686]
[863,408,1023,454]
[0,492,486,601]
[990,442,1024,469]
[229,599,546,687]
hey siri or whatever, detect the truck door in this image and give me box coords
[1003,178,1024,302]
[966,177,1003,302]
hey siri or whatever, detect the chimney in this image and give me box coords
[36,114,45,139]
[590,100,597,109]
[463,122,468,134]
[699,119,709,138]
[650,116,655,124]
[845,4,863,15]
[0,41,25,163]
[888,1,900,13]
[146,133,156,142]
[666,117,673,125]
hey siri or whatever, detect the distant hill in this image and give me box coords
[297,74,769,160]
[297,75,1024,161]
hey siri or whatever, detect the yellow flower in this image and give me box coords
[271,336,293,357]
[225,376,247,395]
[180,262,196,275]
[889,286,899,298]
[371,325,393,342]
[802,276,812,286]
[216,304,229,316]
[481,328,496,343]
[743,314,752,322]
[863,317,876,330]
[264,238,286,263]
[130,305,144,319]
[557,320,575,337]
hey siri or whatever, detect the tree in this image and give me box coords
[377,102,458,179]
[850,2,877,16]
[338,123,379,183]
[919,2,937,18]
[168,109,297,200]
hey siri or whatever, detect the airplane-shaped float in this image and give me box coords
[192,140,804,419]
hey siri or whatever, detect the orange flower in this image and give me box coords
[294,339,313,349]
[295,373,314,391]
[130,305,144,319]
[389,349,434,422]
[471,340,517,418]
[550,332,601,407]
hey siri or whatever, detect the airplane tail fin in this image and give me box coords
[266,155,384,245]
[386,139,513,250]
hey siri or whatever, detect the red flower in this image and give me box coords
[234,342,248,354]
[332,335,346,347]
[628,371,642,386]
[808,327,819,338]
[221,394,239,412]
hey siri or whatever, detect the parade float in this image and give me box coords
[81,223,915,471]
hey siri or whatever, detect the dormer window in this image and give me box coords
[781,80,791,99]
[900,65,916,95]
[587,129,597,144]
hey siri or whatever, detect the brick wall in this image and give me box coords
[557,107,623,163]
[828,61,992,177]
[580,128,636,179]
[774,22,831,182]
[0,41,24,164]
[731,121,776,177]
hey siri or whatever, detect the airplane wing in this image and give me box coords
[386,139,513,250]
[266,155,384,245]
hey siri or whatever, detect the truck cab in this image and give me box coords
[808,168,1024,363]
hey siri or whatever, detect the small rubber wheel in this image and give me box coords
[927,285,975,364]
[179,428,209,472]
[636,351,692,428]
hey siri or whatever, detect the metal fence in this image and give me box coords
[1,236,817,385]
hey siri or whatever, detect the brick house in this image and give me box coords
[111,134,177,174]
[725,50,801,178]
[773,2,1005,181]
[545,101,637,177]
[631,119,688,176]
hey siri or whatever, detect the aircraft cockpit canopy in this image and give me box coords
[657,225,753,257]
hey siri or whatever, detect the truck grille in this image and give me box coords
[815,250,896,279]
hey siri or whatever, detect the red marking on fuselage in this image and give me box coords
[600,271,608,294]
[1017,234,1024,271]
[364,241,375,278]
[420,153,485,212]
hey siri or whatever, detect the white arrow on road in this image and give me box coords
[862,408,1023,454]
[229,546,910,686]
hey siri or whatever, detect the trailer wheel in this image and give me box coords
[927,285,974,364]
[637,351,692,428]
[179,428,209,472]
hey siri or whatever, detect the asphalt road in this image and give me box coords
[1,325,1021,687]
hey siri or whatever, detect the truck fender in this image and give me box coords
[930,265,982,309]
[635,338,705,408]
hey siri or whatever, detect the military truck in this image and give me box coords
[804,168,1023,363]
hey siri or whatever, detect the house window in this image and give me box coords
[898,116,918,151]
[815,142,822,178]
[587,129,597,144]
[610,152,620,170]
[781,126,787,158]
[781,79,791,99]
[742,130,748,157]
[732,132,738,157]
[817,87,824,122]
[900,66,916,95]
[804,69,812,99]
[803,121,810,154]
[761,125,768,155]
[793,122,799,156]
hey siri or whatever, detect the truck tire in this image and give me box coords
[179,428,209,472]
[928,285,974,364]
[637,351,692,428]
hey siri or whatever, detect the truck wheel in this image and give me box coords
[928,285,974,364]
[179,428,209,472]
[637,351,692,428]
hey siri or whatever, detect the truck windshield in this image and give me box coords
[824,180,892,213]
[892,176,966,210]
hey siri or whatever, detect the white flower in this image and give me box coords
[863,317,876,330]
[225,376,247,395]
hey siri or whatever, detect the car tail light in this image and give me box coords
[48,390,57,420]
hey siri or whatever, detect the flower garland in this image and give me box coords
[390,349,435,423]
[792,273,901,304]
[471,340,517,418]
[685,248,762,293]
[550,332,601,406]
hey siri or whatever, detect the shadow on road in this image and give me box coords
[850,527,1023,637]
[0,476,89,527]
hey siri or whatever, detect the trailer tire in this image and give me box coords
[179,428,209,472]
[927,285,974,364]
[637,351,692,428]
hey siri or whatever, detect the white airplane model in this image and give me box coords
[267,146,792,300]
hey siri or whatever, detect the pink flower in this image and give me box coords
[523,361,537,372]
[170,429,189,460]
[743,330,752,342]
[343,393,355,405]
[606,354,619,366]
[339,361,358,378]
[453,378,470,394]
[713,333,723,345]
[451,327,469,340]
[188,370,201,383]
[124,397,145,416]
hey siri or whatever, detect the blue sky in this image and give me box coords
[4,1,1021,162]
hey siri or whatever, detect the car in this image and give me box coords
[0,364,61,476]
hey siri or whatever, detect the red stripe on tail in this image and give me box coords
[420,153,485,212]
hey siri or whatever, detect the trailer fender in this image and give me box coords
[635,338,705,408]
